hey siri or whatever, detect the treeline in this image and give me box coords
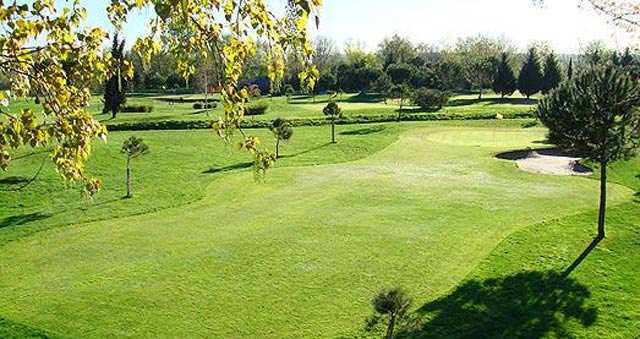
[96,34,640,99]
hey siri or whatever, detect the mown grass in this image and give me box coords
[406,160,639,339]
[0,123,635,339]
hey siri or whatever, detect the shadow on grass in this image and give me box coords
[0,316,60,339]
[448,97,538,107]
[0,212,52,229]
[203,162,253,174]
[340,125,386,136]
[346,93,385,103]
[0,176,30,187]
[406,270,597,339]
[280,142,332,159]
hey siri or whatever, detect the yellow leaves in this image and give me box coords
[0,91,9,107]
[0,150,11,171]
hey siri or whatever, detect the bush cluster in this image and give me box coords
[413,88,451,112]
[193,102,217,110]
[106,109,535,131]
[246,103,269,115]
[121,105,154,113]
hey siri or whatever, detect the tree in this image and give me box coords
[372,73,394,104]
[282,84,296,103]
[378,35,416,70]
[567,58,574,80]
[413,88,450,112]
[103,33,129,119]
[269,118,293,158]
[537,66,640,239]
[121,136,150,198]
[389,84,413,119]
[386,63,415,85]
[541,52,563,94]
[453,35,507,99]
[492,53,517,98]
[323,102,343,143]
[372,287,412,339]
[0,1,321,196]
[518,48,544,99]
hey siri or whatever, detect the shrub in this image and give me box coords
[413,88,450,112]
[193,102,217,110]
[246,102,269,115]
[121,105,154,113]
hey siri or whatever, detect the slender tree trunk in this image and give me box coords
[112,109,117,120]
[331,122,336,143]
[598,160,607,239]
[386,314,396,339]
[126,155,132,198]
[276,138,281,158]
[478,86,483,100]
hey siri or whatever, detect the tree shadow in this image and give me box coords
[280,142,332,159]
[203,162,253,174]
[562,237,602,278]
[448,97,538,107]
[0,176,30,186]
[340,125,386,136]
[405,270,597,339]
[345,93,385,103]
[0,212,52,229]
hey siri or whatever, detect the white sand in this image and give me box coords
[516,151,592,176]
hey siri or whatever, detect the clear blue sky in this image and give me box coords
[65,0,630,53]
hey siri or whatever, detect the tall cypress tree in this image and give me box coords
[541,52,563,94]
[567,58,574,80]
[518,47,543,99]
[103,33,128,119]
[492,52,517,98]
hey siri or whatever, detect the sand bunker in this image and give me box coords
[496,149,593,176]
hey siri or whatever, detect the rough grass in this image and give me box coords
[0,123,635,338]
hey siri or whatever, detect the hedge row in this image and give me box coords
[106,110,536,131]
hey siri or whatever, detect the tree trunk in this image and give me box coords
[598,160,607,239]
[276,138,281,158]
[331,122,336,143]
[386,314,396,339]
[112,109,117,120]
[478,86,483,100]
[126,155,132,198]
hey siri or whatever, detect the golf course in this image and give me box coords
[2,0,640,337]
[0,117,638,338]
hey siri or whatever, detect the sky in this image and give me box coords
[69,0,632,54]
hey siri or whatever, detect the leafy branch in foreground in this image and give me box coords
[0,0,322,196]
[108,0,322,177]
[0,0,119,196]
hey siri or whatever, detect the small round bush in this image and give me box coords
[246,103,269,115]
[193,102,217,110]
[122,105,154,113]
[413,88,450,112]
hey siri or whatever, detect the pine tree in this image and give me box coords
[567,58,574,80]
[492,52,517,98]
[518,48,544,99]
[103,33,128,119]
[541,52,563,94]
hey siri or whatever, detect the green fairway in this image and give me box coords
[0,125,634,338]
[3,92,535,125]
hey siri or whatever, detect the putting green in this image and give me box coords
[0,127,633,338]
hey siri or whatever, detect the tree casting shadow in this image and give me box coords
[406,270,597,339]
[0,212,52,229]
